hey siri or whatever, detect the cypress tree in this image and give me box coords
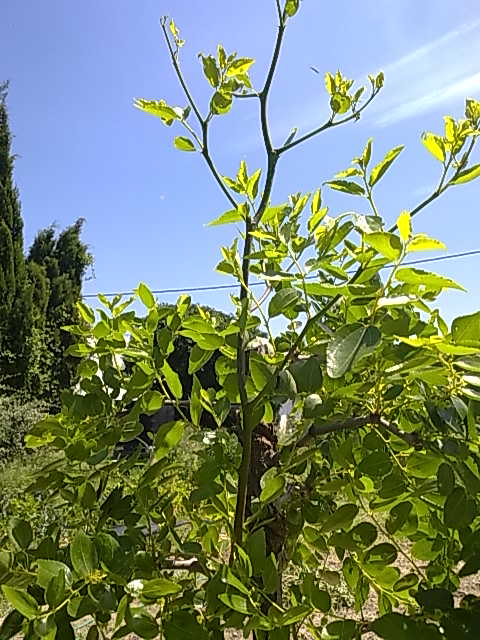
[0,82,32,390]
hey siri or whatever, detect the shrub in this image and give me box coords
[0,393,48,462]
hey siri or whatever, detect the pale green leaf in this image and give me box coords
[174,136,196,152]
[369,145,404,187]
[207,208,245,227]
[325,180,364,195]
[364,232,402,261]
[407,234,446,253]
[226,57,255,76]
[396,211,411,242]
[451,163,480,185]
[395,268,465,291]
[422,132,446,162]
[137,282,156,308]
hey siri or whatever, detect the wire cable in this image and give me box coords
[82,248,480,299]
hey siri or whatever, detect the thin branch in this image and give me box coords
[296,415,374,448]
[259,22,286,155]
[232,91,259,99]
[162,556,205,572]
[201,123,238,208]
[161,18,237,210]
[275,0,283,23]
[277,89,379,154]
[160,19,203,125]
[378,417,424,449]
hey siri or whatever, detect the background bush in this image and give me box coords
[0,393,48,461]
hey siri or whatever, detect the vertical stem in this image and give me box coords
[231,423,254,556]
[231,12,286,554]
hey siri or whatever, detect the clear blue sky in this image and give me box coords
[1,0,479,323]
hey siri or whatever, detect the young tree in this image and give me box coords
[0,82,33,390]
[2,3,480,639]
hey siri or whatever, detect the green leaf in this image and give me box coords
[326,619,357,639]
[364,543,397,566]
[137,282,155,308]
[246,529,266,576]
[422,132,446,162]
[321,504,358,532]
[284,0,300,17]
[161,361,183,399]
[444,486,474,529]
[141,390,163,413]
[451,163,480,185]
[362,138,373,167]
[395,268,465,291]
[456,355,480,372]
[127,613,159,639]
[77,301,95,324]
[415,588,453,611]
[247,169,262,200]
[133,99,180,125]
[188,345,213,375]
[223,568,250,596]
[406,452,441,478]
[324,72,335,95]
[207,208,244,227]
[199,54,219,87]
[407,234,446,252]
[358,451,392,478]
[70,531,98,578]
[8,518,32,550]
[154,420,185,461]
[163,611,209,640]
[210,91,233,115]
[226,57,255,76]
[302,574,331,612]
[437,463,455,496]
[369,145,404,187]
[36,559,72,590]
[327,324,381,378]
[46,570,66,608]
[393,573,418,592]
[268,288,301,317]
[174,136,196,152]
[1,586,39,620]
[364,232,402,261]
[325,180,364,195]
[452,312,480,346]
[371,613,415,639]
[260,471,285,504]
[218,593,253,614]
[279,605,313,625]
[142,578,182,599]
[303,283,348,298]
[289,357,322,394]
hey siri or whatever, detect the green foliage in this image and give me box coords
[0,394,48,460]
[26,219,93,401]
[2,3,480,639]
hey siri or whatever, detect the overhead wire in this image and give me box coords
[81,248,480,299]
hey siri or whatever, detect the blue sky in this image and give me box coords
[1,0,479,323]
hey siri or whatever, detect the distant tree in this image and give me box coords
[0,82,33,390]
[27,219,92,400]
